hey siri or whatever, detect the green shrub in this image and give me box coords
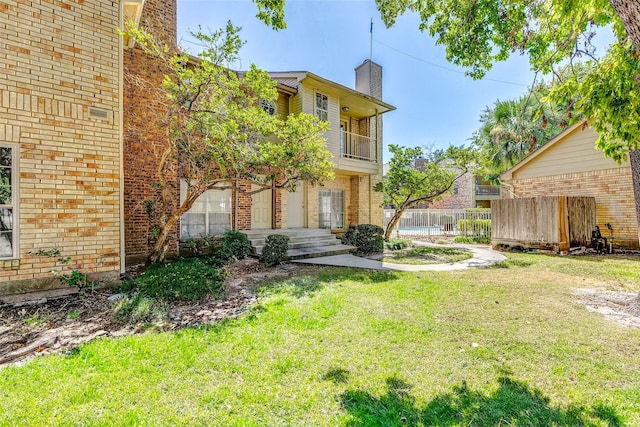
[341,224,384,256]
[217,229,252,262]
[135,257,225,301]
[457,218,492,237]
[260,234,290,267]
[384,238,410,251]
[183,234,219,257]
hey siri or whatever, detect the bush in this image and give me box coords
[217,229,252,262]
[457,218,491,237]
[260,234,290,267]
[182,234,219,257]
[341,224,384,256]
[384,238,410,251]
[135,257,225,301]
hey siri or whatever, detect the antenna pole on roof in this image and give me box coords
[369,18,373,62]
[369,18,373,92]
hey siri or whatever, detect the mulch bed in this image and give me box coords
[0,259,303,366]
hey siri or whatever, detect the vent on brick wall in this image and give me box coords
[88,107,111,121]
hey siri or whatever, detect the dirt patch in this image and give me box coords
[575,288,640,329]
[0,259,305,367]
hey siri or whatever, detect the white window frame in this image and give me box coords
[315,91,328,122]
[0,143,18,259]
[179,180,232,239]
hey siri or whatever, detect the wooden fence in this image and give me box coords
[491,196,596,252]
[384,209,492,239]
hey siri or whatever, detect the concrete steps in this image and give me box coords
[243,228,355,260]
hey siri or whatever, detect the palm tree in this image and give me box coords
[474,79,578,176]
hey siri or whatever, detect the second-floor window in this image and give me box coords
[315,92,328,122]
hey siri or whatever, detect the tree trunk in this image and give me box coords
[607,2,640,314]
[149,213,180,264]
[629,149,640,245]
[628,149,640,315]
[384,210,403,241]
[609,0,640,51]
[629,149,640,243]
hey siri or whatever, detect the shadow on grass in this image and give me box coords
[256,269,400,299]
[340,376,622,426]
[488,258,535,269]
[326,269,400,284]
[323,367,350,384]
[256,276,326,298]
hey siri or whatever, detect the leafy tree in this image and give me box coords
[474,68,585,174]
[376,144,479,241]
[127,23,334,262]
[252,0,287,30]
[375,0,640,247]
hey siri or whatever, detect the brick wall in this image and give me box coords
[429,172,475,209]
[0,0,122,294]
[235,181,252,230]
[508,167,639,248]
[370,174,384,227]
[123,0,178,265]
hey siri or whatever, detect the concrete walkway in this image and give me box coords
[291,243,506,271]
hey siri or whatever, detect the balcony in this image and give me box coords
[340,130,377,162]
[475,184,501,196]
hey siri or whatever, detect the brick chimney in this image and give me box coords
[355,59,383,100]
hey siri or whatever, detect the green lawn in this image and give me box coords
[2,253,639,426]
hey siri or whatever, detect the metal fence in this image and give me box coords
[384,208,492,239]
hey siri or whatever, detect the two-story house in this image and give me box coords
[261,64,394,229]
[121,5,396,263]
[173,63,396,258]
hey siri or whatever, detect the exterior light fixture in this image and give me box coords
[341,106,350,112]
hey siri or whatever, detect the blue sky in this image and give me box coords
[176,1,552,158]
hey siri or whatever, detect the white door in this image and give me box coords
[251,186,272,229]
[287,183,305,228]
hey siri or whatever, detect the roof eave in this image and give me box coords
[499,120,588,182]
